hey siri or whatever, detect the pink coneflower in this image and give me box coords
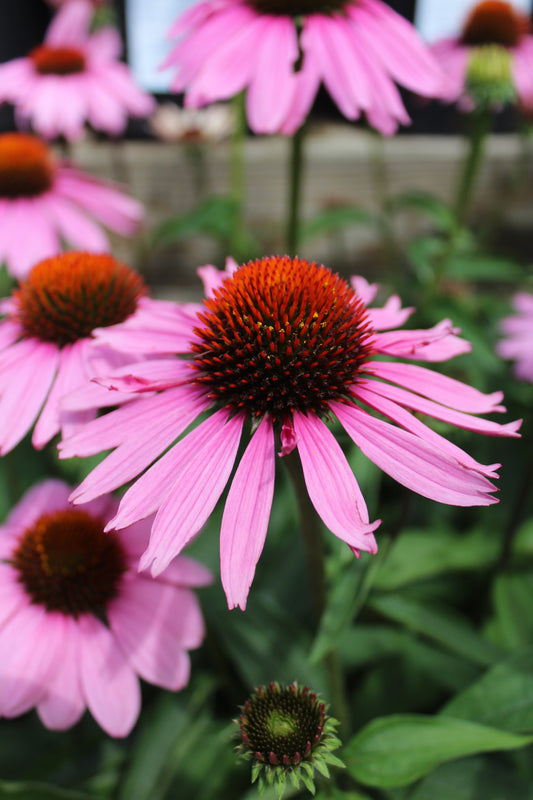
[0,133,144,279]
[497,292,533,382]
[431,1,533,108]
[163,0,445,136]
[0,0,154,140]
[0,479,210,736]
[60,256,521,611]
[0,250,185,453]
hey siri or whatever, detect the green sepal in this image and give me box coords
[300,772,316,795]
[251,761,263,784]
[322,752,346,769]
[313,758,330,779]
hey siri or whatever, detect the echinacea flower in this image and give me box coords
[431,1,533,109]
[0,0,154,140]
[497,292,533,382]
[150,102,234,143]
[60,256,521,611]
[0,250,185,453]
[0,132,144,278]
[163,0,445,136]
[0,479,210,736]
[236,682,343,798]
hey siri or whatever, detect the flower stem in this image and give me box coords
[287,123,306,256]
[229,92,246,258]
[454,108,491,228]
[284,451,349,732]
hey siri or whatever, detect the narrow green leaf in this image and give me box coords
[344,714,533,789]
[369,595,504,667]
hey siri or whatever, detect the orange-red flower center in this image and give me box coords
[248,0,346,14]
[11,508,127,618]
[0,133,54,198]
[192,255,374,420]
[461,1,531,47]
[14,252,147,346]
[30,45,86,75]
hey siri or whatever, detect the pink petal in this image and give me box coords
[374,319,471,361]
[94,358,194,393]
[220,415,275,610]
[46,0,92,45]
[78,614,140,737]
[108,575,201,689]
[293,411,379,552]
[36,616,85,730]
[138,412,244,576]
[4,479,71,529]
[332,400,498,506]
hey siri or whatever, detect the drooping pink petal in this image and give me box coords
[220,415,275,610]
[293,411,379,552]
[139,412,244,576]
[332,400,498,506]
[94,358,195,393]
[36,616,85,730]
[78,614,140,737]
[373,319,471,361]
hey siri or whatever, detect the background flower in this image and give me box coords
[0,0,154,140]
[0,132,144,278]
[0,479,211,736]
[497,292,533,382]
[163,0,445,136]
[60,257,520,611]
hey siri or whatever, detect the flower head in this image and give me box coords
[236,682,343,798]
[60,256,520,610]
[431,1,533,110]
[150,102,235,143]
[497,292,533,383]
[163,0,445,136]
[0,0,154,140]
[0,479,211,736]
[0,132,144,278]
[0,250,183,453]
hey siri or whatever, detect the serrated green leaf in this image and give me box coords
[344,714,533,789]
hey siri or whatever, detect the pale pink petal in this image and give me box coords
[36,616,85,730]
[0,606,65,717]
[293,411,379,552]
[351,275,379,305]
[69,387,208,503]
[85,26,122,62]
[332,400,498,506]
[369,361,506,413]
[374,319,471,361]
[148,555,213,588]
[0,568,27,628]
[46,0,92,45]
[94,358,194,393]
[366,295,414,331]
[220,415,275,610]
[91,62,155,117]
[108,575,201,688]
[78,615,140,738]
[4,479,71,529]
[2,198,59,279]
[40,193,110,251]
[139,412,244,576]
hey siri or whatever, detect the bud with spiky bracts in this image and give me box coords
[466,45,516,109]
[235,682,344,798]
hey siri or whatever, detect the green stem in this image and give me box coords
[185,143,208,201]
[284,451,349,732]
[369,129,396,270]
[287,124,306,256]
[229,92,246,258]
[454,108,491,228]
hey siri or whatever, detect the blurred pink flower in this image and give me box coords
[497,292,533,382]
[60,256,520,611]
[0,0,154,140]
[0,132,144,278]
[163,0,445,136]
[431,1,533,107]
[0,479,210,736]
[0,250,184,453]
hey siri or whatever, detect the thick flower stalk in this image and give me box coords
[60,256,520,610]
[0,132,144,278]
[163,0,445,136]
[497,292,533,382]
[0,479,211,736]
[0,250,185,452]
[236,682,343,798]
[0,0,154,140]
[431,1,533,110]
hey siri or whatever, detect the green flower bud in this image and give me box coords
[466,44,516,109]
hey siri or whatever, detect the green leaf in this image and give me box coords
[369,595,504,667]
[445,256,522,282]
[0,783,94,800]
[300,206,377,241]
[315,790,373,800]
[344,714,533,789]
[485,573,533,650]
[444,645,533,733]
[373,527,499,591]
[409,755,533,800]
[389,191,456,232]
